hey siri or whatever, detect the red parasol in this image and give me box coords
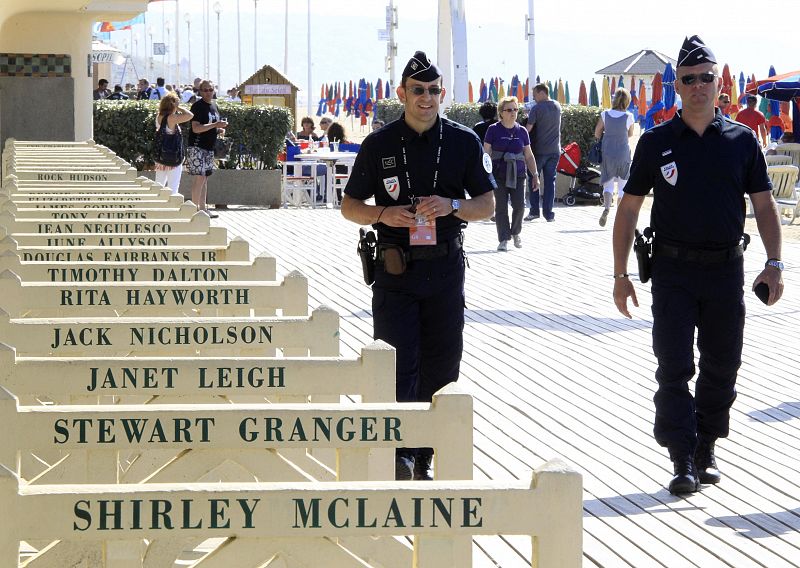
[578,80,588,105]
[468,81,474,103]
[721,64,732,98]
[651,72,663,102]
[611,77,616,93]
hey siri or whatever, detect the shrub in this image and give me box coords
[93,100,293,170]
[373,100,601,164]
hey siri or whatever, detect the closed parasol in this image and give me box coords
[644,73,664,131]
[557,78,566,104]
[589,78,599,106]
[663,63,677,120]
[578,80,588,105]
[565,81,570,104]
[601,76,611,109]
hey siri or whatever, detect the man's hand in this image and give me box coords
[379,205,416,227]
[752,267,784,305]
[613,277,639,319]
[529,174,540,192]
[413,195,454,221]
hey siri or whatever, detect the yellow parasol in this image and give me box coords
[601,76,612,109]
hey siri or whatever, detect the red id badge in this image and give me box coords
[409,214,436,246]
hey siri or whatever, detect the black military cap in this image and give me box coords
[677,35,717,68]
[402,51,441,81]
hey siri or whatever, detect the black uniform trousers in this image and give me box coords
[372,242,466,405]
[650,255,745,456]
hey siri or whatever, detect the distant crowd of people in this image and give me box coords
[93,76,242,105]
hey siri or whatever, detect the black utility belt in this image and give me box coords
[653,242,744,264]
[377,239,461,263]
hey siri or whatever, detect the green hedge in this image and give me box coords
[374,99,601,164]
[93,100,293,170]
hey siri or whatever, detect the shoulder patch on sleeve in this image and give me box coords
[482,152,493,173]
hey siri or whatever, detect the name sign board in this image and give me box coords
[244,84,292,95]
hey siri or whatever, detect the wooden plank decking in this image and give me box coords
[214,202,800,568]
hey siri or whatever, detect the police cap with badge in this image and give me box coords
[677,35,716,68]
[402,51,441,82]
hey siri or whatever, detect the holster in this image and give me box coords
[634,228,653,283]
[380,244,407,275]
[357,228,377,286]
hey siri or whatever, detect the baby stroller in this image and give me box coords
[557,142,602,206]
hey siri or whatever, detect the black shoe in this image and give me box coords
[395,454,414,481]
[695,438,722,484]
[668,454,700,495]
[414,453,433,481]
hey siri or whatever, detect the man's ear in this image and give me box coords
[396,85,405,103]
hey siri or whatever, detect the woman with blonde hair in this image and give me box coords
[595,87,635,226]
[154,91,193,194]
[483,96,539,251]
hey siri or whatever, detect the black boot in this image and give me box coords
[668,453,700,495]
[695,438,722,484]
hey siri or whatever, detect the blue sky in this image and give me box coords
[112,0,797,110]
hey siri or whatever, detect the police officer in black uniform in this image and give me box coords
[341,51,495,480]
[612,36,784,495]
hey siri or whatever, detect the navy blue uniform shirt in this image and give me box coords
[345,114,495,245]
[624,109,771,248]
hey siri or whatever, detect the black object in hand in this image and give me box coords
[754,282,770,304]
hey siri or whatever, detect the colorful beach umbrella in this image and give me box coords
[610,77,616,94]
[578,80,588,105]
[751,69,800,101]
[663,63,676,120]
[468,81,474,103]
[601,76,611,109]
[739,72,746,104]
[638,80,647,125]
[564,81,570,104]
[589,78,599,106]
[721,64,732,98]
[644,73,664,131]
[557,78,566,104]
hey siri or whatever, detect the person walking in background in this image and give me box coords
[735,94,768,147]
[525,83,562,222]
[154,91,193,195]
[341,50,494,481]
[472,101,498,143]
[137,78,153,100]
[484,96,539,251]
[717,93,731,118]
[596,87,635,227]
[149,77,168,100]
[186,80,227,218]
[612,35,783,496]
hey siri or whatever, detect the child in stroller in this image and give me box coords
[557,142,602,206]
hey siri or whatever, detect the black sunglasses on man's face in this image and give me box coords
[406,85,443,96]
[680,72,716,86]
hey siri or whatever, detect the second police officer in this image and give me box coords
[341,51,496,480]
[612,35,784,495]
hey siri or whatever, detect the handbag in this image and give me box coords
[214,137,232,159]
[588,136,603,164]
[153,119,184,167]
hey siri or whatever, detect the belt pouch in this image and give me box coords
[382,245,407,275]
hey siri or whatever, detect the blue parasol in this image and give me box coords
[767,66,783,141]
[738,72,746,105]
[589,78,599,106]
[663,63,675,112]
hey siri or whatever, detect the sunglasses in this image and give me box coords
[680,72,716,86]
[406,85,443,96]
[502,108,519,113]
[200,88,214,92]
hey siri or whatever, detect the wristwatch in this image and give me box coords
[766,258,784,271]
[451,199,461,214]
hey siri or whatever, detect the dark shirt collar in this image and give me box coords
[399,113,441,141]
[671,108,726,136]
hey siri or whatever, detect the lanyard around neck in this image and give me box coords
[400,119,443,198]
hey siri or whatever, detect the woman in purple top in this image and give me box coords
[484,96,540,251]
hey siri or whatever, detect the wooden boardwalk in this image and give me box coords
[215,202,800,568]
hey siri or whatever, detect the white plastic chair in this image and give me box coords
[282,161,325,208]
[768,164,800,223]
